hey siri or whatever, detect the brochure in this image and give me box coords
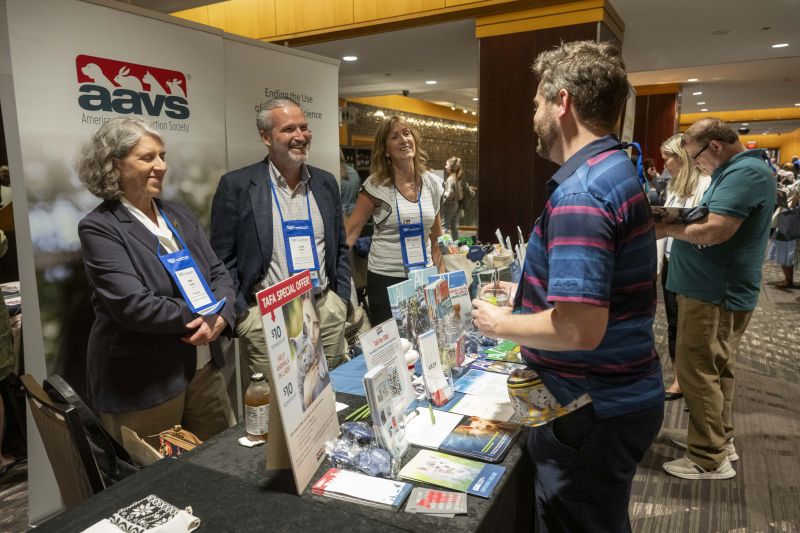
[312,468,413,511]
[404,407,520,463]
[360,319,416,409]
[387,279,417,340]
[424,278,453,321]
[454,369,511,403]
[449,394,515,422]
[428,270,472,321]
[404,487,467,516]
[363,364,409,459]
[399,450,506,498]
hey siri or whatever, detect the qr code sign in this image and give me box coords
[387,367,402,397]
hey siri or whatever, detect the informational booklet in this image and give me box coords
[424,278,453,321]
[360,319,416,409]
[363,364,409,459]
[387,278,417,340]
[454,369,511,403]
[312,468,413,511]
[399,450,506,498]
[470,359,526,375]
[404,407,520,463]
[428,270,471,321]
[449,394,515,423]
[404,488,467,516]
[408,266,439,290]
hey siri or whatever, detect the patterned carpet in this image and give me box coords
[1,263,798,533]
[632,261,800,533]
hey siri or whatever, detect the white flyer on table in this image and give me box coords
[360,319,416,409]
[449,395,515,422]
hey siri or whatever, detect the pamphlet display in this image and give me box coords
[360,319,416,409]
[257,271,339,495]
[428,270,472,320]
[418,330,454,407]
[363,364,410,460]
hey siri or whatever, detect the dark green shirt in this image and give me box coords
[666,149,776,311]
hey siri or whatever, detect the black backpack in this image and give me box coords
[43,374,140,487]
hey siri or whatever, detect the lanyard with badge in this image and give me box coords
[395,185,428,270]
[156,208,226,316]
[270,177,321,287]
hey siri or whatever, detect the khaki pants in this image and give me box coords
[675,295,752,469]
[101,362,236,444]
[236,289,348,384]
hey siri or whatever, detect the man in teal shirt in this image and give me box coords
[657,118,775,480]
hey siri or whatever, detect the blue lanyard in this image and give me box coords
[393,185,424,228]
[269,175,315,230]
[156,206,189,255]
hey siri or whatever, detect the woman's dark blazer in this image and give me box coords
[78,198,236,413]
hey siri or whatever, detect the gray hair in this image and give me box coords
[682,118,738,148]
[75,118,162,200]
[256,97,302,134]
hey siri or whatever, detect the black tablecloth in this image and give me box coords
[36,393,533,532]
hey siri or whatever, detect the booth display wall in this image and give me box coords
[0,0,339,523]
[346,101,479,227]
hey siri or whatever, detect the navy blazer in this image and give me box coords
[210,159,351,316]
[79,199,236,413]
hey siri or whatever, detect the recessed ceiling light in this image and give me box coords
[692,91,703,96]
[450,106,456,111]
[701,108,709,112]
[471,111,476,116]
[425,80,438,85]
[342,55,358,62]
[463,109,468,113]
[795,103,800,107]
[697,101,706,105]
[688,78,698,82]
[472,97,479,101]
[772,43,789,48]
[742,123,749,126]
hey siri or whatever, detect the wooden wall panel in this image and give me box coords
[632,92,678,171]
[275,0,353,35]
[478,22,599,242]
[353,0,445,23]
[208,0,277,39]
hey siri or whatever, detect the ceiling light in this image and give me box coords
[374,110,385,118]
[472,97,479,101]
[425,80,438,85]
[463,109,468,113]
[471,111,476,116]
[795,103,800,107]
[692,91,703,96]
[687,78,698,82]
[450,105,456,111]
[342,55,358,62]
[772,43,789,48]
[742,123,749,126]
[697,101,706,105]
[701,108,709,112]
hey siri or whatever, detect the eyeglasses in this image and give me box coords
[691,142,711,161]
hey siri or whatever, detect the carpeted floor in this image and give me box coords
[1,262,799,533]
[631,261,800,533]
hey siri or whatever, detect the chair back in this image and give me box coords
[20,374,105,508]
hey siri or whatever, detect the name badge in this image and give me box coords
[395,187,428,270]
[271,178,322,288]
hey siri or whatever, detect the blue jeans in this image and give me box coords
[528,402,664,533]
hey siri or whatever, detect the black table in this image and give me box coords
[36,393,533,532]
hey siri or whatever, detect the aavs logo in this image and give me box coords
[76,54,189,119]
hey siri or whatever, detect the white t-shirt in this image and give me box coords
[120,197,211,369]
[363,172,442,277]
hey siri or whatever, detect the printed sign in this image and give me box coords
[256,271,339,494]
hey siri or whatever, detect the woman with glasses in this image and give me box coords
[657,134,711,401]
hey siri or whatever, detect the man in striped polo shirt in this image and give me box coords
[471,41,664,532]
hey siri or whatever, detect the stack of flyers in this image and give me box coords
[312,468,413,511]
[399,450,505,498]
[404,488,468,517]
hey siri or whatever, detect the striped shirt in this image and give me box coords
[514,135,663,418]
[257,159,327,293]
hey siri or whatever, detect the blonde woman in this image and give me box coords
[346,116,443,324]
[658,134,711,400]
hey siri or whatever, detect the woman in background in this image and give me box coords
[441,156,465,238]
[77,118,236,442]
[346,116,443,325]
[657,134,711,401]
